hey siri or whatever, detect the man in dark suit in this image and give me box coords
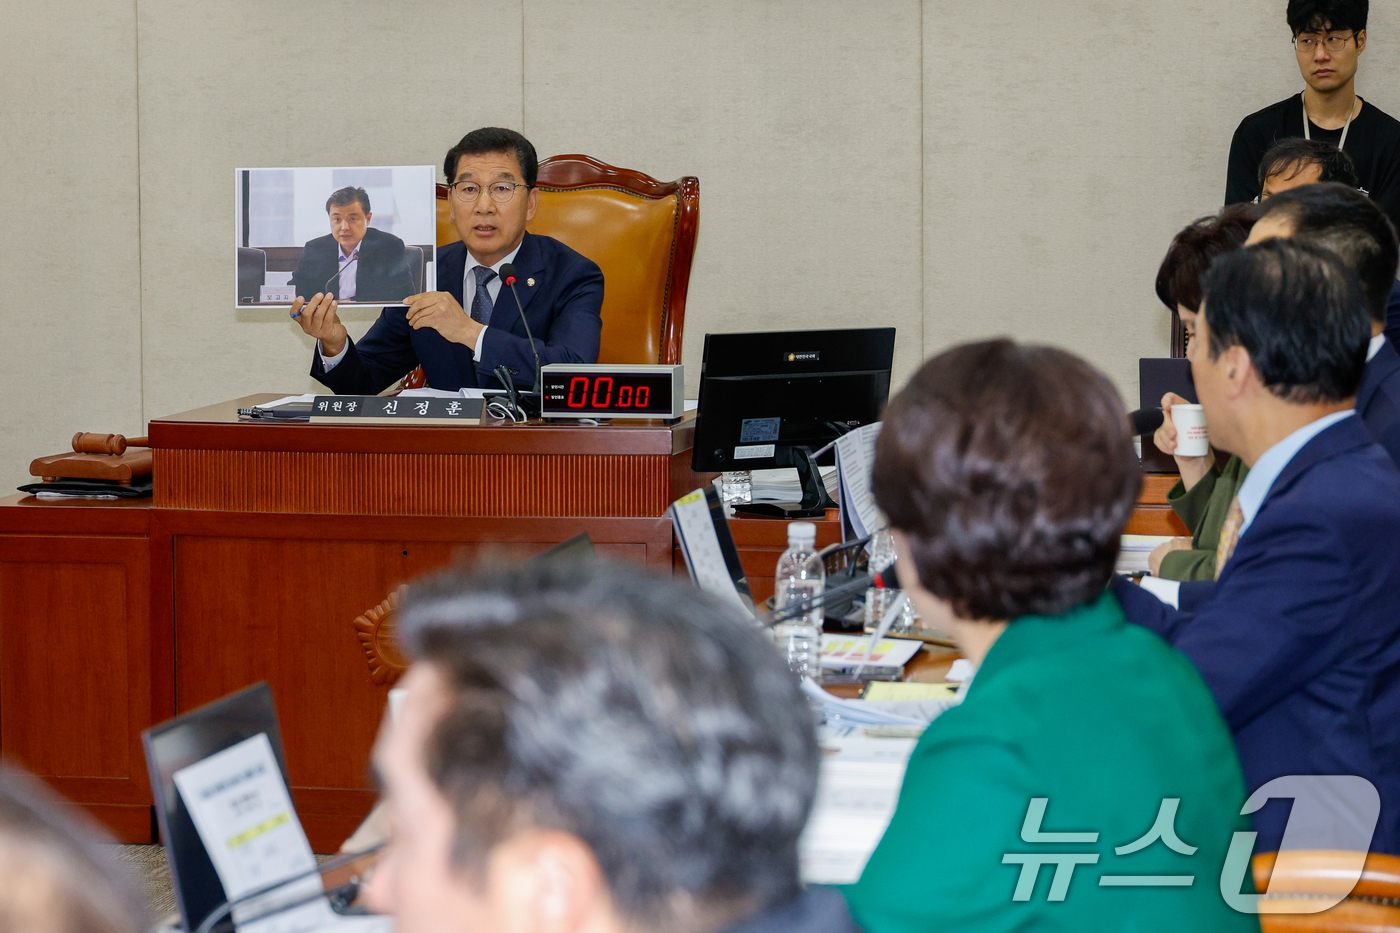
[293,128,603,392]
[1249,182,1400,465]
[1115,240,1400,854]
[291,186,416,304]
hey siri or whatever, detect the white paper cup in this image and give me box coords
[1171,404,1210,457]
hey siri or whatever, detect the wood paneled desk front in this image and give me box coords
[0,397,717,849]
[0,397,1184,850]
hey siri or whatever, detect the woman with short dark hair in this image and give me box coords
[841,340,1256,933]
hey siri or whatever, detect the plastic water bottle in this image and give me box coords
[863,529,914,634]
[774,521,825,682]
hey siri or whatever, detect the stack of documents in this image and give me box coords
[748,467,839,503]
[1116,534,1175,575]
[799,725,918,884]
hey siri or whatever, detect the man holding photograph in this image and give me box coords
[294,127,604,393]
[290,186,416,305]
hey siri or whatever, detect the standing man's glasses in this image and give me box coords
[449,181,529,203]
[1293,33,1356,53]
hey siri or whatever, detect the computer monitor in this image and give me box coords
[692,327,896,518]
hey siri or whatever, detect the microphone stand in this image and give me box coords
[193,843,384,933]
[497,262,542,417]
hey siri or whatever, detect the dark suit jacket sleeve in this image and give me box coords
[1386,280,1400,349]
[476,261,604,382]
[1111,575,1193,641]
[1130,516,1356,733]
[309,306,420,395]
[291,237,332,301]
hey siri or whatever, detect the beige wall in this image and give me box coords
[3,0,1398,485]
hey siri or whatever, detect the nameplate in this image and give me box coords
[309,395,484,425]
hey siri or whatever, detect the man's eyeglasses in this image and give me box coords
[1294,33,1357,53]
[449,181,529,203]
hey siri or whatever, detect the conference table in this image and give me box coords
[0,395,1184,850]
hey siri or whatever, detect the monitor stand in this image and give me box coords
[733,445,836,519]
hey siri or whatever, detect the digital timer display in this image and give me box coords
[539,364,684,419]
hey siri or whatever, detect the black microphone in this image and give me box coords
[497,262,542,401]
[1129,408,1165,436]
[290,255,360,319]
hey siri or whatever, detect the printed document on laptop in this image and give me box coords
[173,733,337,933]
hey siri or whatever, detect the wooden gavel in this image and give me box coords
[71,433,149,456]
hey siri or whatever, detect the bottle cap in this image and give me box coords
[787,521,817,546]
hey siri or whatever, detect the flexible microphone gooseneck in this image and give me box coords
[497,262,542,403]
[290,255,360,319]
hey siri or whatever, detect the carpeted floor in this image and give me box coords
[112,844,337,924]
[114,844,178,920]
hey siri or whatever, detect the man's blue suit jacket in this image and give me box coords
[1114,416,1400,854]
[1360,338,1400,466]
[310,232,603,393]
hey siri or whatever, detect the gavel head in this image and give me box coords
[71,433,126,455]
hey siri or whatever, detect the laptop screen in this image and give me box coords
[143,682,289,933]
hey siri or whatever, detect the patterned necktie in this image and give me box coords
[1214,496,1244,579]
[470,265,497,325]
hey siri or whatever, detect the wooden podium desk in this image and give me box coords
[0,395,722,849]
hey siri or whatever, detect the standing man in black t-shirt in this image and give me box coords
[1226,0,1400,234]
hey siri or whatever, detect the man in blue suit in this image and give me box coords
[1115,240,1400,855]
[1250,182,1400,465]
[293,127,603,392]
[290,187,416,304]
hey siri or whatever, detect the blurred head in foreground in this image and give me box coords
[872,339,1140,639]
[364,559,848,933]
[0,763,147,933]
[1257,137,1361,199]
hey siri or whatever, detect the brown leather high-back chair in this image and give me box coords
[1252,851,1400,931]
[434,154,698,366]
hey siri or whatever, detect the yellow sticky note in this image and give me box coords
[862,681,959,701]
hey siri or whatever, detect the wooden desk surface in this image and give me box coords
[150,394,696,456]
[149,395,713,516]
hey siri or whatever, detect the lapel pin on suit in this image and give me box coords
[527,278,535,287]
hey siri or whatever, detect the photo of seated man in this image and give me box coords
[290,186,416,304]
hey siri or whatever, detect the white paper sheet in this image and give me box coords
[671,489,751,615]
[835,423,885,539]
[173,734,335,933]
[799,724,918,884]
[259,394,318,409]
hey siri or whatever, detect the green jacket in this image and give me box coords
[1158,456,1249,581]
[841,593,1256,933]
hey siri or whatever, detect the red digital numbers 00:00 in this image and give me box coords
[566,376,650,409]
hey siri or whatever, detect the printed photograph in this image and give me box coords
[234,165,436,306]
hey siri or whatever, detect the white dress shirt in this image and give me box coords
[1368,333,1386,362]
[336,245,359,301]
[320,241,523,372]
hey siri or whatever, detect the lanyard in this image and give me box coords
[1302,90,1357,151]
